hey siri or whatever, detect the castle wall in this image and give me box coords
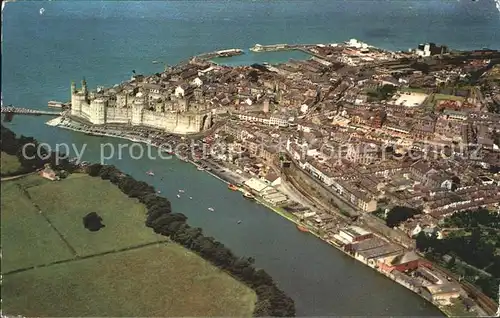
[106,107,131,124]
[142,110,170,130]
[79,102,92,121]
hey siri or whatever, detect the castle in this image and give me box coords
[70,79,212,134]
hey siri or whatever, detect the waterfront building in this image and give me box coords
[338,226,373,243]
[421,284,462,306]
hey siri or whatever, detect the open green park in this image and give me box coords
[1,173,256,316]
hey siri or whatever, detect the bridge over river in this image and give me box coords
[1,106,62,116]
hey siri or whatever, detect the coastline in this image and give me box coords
[47,117,457,317]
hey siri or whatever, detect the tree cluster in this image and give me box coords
[85,162,296,317]
[385,206,421,228]
[0,124,76,176]
[416,208,500,299]
[366,84,397,101]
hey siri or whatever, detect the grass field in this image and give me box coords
[1,173,256,316]
[2,244,256,317]
[433,93,465,102]
[26,173,165,256]
[1,152,21,175]
[1,179,75,273]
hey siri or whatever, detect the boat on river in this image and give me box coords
[208,207,215,212]
[197,166,204,171]
[296,224,309,233]
[228,183,238,191]
[243,192,255,200]
[146,170,155,176]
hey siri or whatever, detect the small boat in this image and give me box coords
[39,7,45,15]
[197,166,204,171]
[243,192,255,200]
[152,60,159,64]
[296,224,309,233]
[189,196,193,199]
[176,194,181,198]
[237,220,242,224]
[208,207,215,212]
[157,190,161,194]
[228,184,238,191]
[146,170,155,176]
[178,189,185,193]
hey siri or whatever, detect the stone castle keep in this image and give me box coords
[70,79,211,134]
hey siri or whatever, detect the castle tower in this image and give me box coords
[131,92,145,126]
[178,98,188,112]
[81,78,88,97]
[70,81,77,115]
[71,80,86,116]
[90,98,107,125]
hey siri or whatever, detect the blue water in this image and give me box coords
[2,1,499,316]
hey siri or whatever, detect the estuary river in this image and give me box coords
[3,1,499,315]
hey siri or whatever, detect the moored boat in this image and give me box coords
[197,166,204,171]
[243,192,255,200]
[228,183,238,191]
[48,100,64,108]
[296,224,309,233]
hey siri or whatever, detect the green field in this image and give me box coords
[1,173,256,316]
[1,152,21,175]
[2,244,256,317]
[26,173,164,256]
[433,93,465,102]
[1,179,75,273]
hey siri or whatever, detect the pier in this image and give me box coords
[1,107,62,116]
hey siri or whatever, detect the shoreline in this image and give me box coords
[47,117,458,317]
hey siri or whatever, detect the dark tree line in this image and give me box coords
[85,163,296,316]
[1,124,76,176]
